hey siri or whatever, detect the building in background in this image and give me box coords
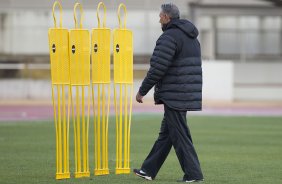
[0,0,281,102]
[187,0,282,101]
[188,0,282,62]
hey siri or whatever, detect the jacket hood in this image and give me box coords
[163,19,199,38]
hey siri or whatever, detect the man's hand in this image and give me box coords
[136,92,144,103]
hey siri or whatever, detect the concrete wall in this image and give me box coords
[1,62,281,101]
[234,63,282,101]
[202,61,234,101]
[0,79,52,99]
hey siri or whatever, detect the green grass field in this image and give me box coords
[0,115,282,184]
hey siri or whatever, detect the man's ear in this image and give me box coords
[165,14,170,21]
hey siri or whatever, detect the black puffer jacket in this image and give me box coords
[139,19,202,111]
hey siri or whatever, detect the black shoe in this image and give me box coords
[177,178,204,183]
[133,169,153,181]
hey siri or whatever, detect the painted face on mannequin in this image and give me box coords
[159,11,171,28]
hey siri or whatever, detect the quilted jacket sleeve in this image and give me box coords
[139,34,177,96]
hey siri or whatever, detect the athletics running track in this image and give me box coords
[0,101,282,121]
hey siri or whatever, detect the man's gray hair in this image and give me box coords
[161,3,180,19]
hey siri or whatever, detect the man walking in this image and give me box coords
[133,3,204,183]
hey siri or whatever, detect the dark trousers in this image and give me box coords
[141,105,203,180]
